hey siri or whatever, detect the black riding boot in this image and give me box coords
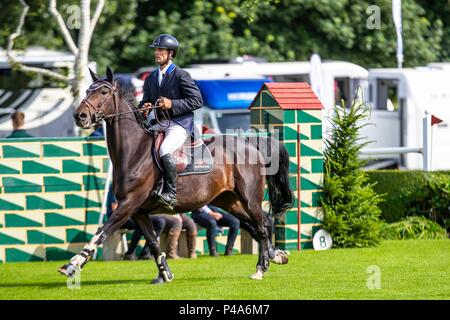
[157,154,177,209]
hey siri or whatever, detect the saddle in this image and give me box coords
[152,131,214,176]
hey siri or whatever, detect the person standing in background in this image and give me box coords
[6,111,33,138]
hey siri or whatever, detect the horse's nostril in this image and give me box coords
[79,112,88,120]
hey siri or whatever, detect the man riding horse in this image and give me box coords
[139,34,203,210]
[62,34,292,284]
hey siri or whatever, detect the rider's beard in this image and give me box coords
[157,56,170,68]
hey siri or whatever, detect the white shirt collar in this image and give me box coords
[159,60,172,75]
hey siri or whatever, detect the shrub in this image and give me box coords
[367,171,450,231]
[402,174,450,231]
[321,99,384,248]
[381,216,448,240]
[367,170,428,222]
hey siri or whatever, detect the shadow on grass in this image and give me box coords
[0,279,147,289]
[0,274,243,290]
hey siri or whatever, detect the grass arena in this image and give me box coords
[0,82,449,300]
[1,240,449,299]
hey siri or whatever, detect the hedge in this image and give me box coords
[367,170,450,228]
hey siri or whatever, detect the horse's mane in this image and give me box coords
[114,76,152,134]
[114,76,137,106]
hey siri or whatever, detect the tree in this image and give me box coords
[2,0,448,73]
[321,96,384,248]
[416,0,450,61]
[6,0,105,106]
[241,0,444,68]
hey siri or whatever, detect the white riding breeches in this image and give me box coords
[160,123,188,157]
[153,121,188,157]
[147,110,189,156]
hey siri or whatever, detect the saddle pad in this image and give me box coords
[177,141,214,176]
[152,138,214,176]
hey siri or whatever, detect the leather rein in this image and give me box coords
[81,80,170,130]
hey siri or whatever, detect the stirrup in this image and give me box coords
[154,193,176,210]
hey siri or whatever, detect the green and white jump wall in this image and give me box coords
[0,82,323,262]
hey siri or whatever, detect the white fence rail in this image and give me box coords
[360,113,432,171]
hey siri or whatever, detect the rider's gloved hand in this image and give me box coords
[142,102,152,117]
[158,97,172,110]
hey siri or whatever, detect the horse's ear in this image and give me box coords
[106,66,114,83]
[89,68,100,82]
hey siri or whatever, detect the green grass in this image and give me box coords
[1,240,449,300]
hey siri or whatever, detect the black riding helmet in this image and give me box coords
[149,34,180,58]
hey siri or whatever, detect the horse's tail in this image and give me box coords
[253,136,294,219]
[267,139,294,219]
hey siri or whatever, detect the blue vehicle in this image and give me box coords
[193,77,270,134]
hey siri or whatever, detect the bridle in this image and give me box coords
[81,81,118,126]
[80,80,171,131]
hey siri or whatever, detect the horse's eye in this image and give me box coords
[101,90,108,95]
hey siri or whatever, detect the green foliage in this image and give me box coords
[417,0,450,61]
[367,171,450,231]
[2,0,447,73]
[89,0,138,72]
[367,170,429,222]
[120,0,286,70]
[381,216,448,240]
[0,0,69,50]
[321,99,383,248]
[402,174,450,231]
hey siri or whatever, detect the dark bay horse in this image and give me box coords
[58,67,293,283]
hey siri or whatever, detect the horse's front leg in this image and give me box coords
[133,214,174,284]
[58,201,136,278]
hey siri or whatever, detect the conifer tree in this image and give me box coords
[321,97,383,247]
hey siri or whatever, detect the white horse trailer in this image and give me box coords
[366,67,450,170]
[190,61,369,136]
[0,47,75,137]
[190,61,369,110]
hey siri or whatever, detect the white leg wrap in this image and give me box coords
[69,230,104,269]
[271,249,289,265]
[250,268,264,280]
[69,254,87,270]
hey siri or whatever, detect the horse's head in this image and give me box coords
[74,67,118,128]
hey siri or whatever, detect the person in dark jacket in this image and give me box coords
[6,111,33,138]
[138,34,203,210]
[191,205,240,257]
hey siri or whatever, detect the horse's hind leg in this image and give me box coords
[233,172,275,280]
[133,213,174,284]
[239,217,274,258]
[212,191,272,280]
[246,203,273,280]
[239,217,288,265]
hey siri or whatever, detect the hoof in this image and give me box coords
[150,276,166,285]
[271,249,289,265]
[150,271,174,285]
[58,263,77,278]
[250,269,264,280]
[124,253,138,261]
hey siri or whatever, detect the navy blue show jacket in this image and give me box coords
[138,63,203,134]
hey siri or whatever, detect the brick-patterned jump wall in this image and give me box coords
[0,137,241,262]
